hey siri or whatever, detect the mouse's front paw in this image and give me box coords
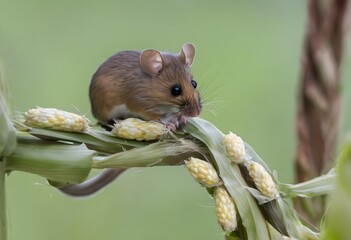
[165,122,179,132]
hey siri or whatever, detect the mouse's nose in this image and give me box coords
[184,97,202,117]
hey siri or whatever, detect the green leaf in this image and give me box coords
[321,141,351,240]
[92,139,206,168]
[279,170,335,198]
[27,127,141,154]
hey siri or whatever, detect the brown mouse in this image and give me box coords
[58,44,202,196]
[89,43,201,131]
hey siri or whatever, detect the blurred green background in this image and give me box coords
[1,0,350,239]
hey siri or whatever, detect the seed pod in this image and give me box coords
[111,118,167,141]
[223,131,246,164]
[246,161,279,199]
[214,186,237,232]
[24,107,89,132]
[185,157,220,187]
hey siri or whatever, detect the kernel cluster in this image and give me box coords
[112,118,167,141]
[24,107,88,132]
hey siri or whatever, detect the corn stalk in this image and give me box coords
[0,70,6,240]
[295,0,349,223]
[0,69,16,240]
[0,85,340,239]
[3,115,336,239]
[0,78,337,240]
[0,160,6,240]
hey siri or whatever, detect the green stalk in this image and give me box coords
[6,135,93,184]
[0,159,7,240]
[0,69,13,240]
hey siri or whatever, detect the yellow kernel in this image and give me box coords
[223,132,246,164]
[246,161,279,199]
[215,186,237,232]
[185,157,220,188]
[111,118,167,141]
[24,107,89,132]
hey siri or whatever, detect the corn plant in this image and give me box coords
[1,93,343,239]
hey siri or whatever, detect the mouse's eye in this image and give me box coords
[171,84,182,96]
[191,79,197,89]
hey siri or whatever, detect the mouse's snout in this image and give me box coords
[184,95,202,117]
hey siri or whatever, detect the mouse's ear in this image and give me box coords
[180,43,195,67]
[140,49,163,76]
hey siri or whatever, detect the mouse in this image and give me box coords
[89,43,202,131]
[58,44,202,196]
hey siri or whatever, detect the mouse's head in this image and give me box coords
[138,43,202,129]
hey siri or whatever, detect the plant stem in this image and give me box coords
[295,0,350,224]
[0,159,7,240]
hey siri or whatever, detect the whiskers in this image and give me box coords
[201,98,227,117]
[199,83,229,117]
[196,66,243,117]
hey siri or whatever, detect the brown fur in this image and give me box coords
[89,44,202,128]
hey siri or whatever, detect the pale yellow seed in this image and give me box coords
[223,131,246,164]
[111,118,167,141]
[185,157,220,188]
[246,161,279,199]
[215,186,237,232]
[24,107,89,132]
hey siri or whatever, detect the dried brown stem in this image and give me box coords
[295,0,349,224]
